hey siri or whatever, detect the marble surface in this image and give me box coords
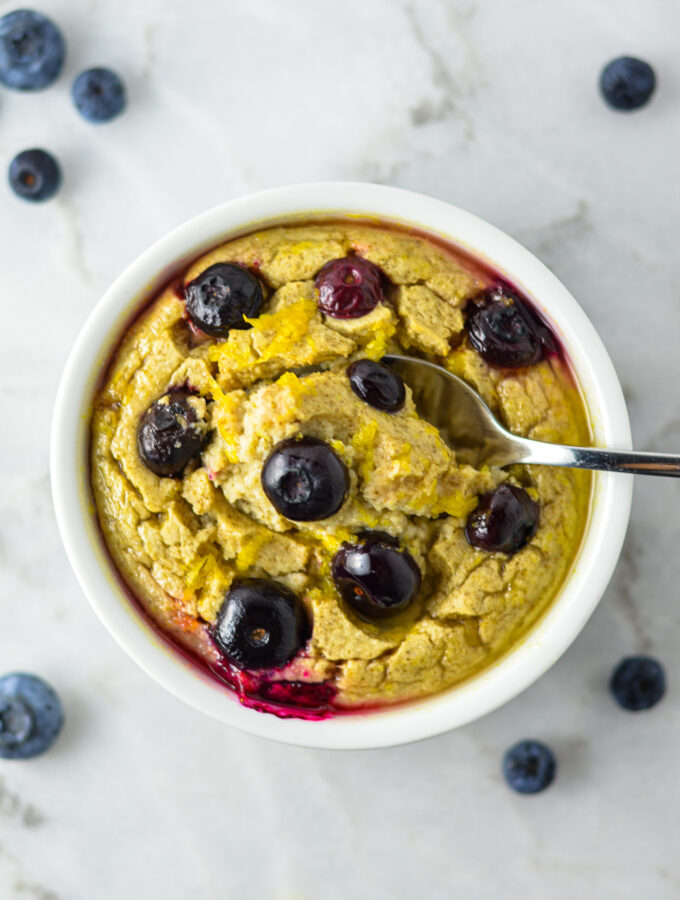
[1,0,679,897]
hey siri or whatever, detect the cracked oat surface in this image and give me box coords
[90,223,591,709]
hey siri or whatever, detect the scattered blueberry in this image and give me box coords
[347,359,406,412]
[600,56,656,112]
[467,285,555,368]
[261,436,349,521]
[8,148,61,202]
[609,656,666,711]
[503,739,556,794]
[315,256,385,319]
[184,263,263,337]
[72,67,126,123]
[465,483,539,554]
[213,578,310,670]
[332,532,421,621]
[138,390,208,477]
[0,9,65,91]
[0,673,64,760]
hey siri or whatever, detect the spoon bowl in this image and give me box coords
[385,354,680,476]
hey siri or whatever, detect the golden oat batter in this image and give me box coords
[90,223,591,715]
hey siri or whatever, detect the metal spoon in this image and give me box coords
[384,354,680,476]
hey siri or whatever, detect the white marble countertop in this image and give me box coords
[1,0,679,897]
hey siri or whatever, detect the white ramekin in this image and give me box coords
[50,183,632,749]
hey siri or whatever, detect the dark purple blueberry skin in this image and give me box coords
[212,579,310,670]
[467,285,556,368]
[503,739,556,794]
[599,56,656,111]
[465,484,539,554]
[184,263,263,336]
[0,673,64,760]
[0,9,65,91]
[332,532,422,621]
[137,391,208,478]
[261,436,349,521]
[72,67,126,123]
[609,656,666,711]
[8,148,61,202]
[315,256,385,319]
[347,359,406,412]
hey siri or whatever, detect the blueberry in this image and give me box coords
[503,739,556,794]
[347,359,406,412]
[72,67,126,123]
[184,263,264,337]
[609,656,666,711]
[137,390,208,478]
[332,532,421,621]
[0,9,65,91]
[600,57,656,111]
[0,673,64,760]
[213,579,310,670]
[467,285,555,368]
[465,483,539,554]
[261,436,349,521]
[315,256,385,319]
[8,148,61,202]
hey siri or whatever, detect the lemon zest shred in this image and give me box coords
[275,371,316,403]
[205,377,241,462]
[394,442,412,474]
[351,420,379,483]
[235,531,271,572]
[328,438,347,457]
[430,493,478,518]
[207,298,317,372]
[312,527,354,556]
[353,498,381,528]
[186,553,218,591]
[362,319,396,360]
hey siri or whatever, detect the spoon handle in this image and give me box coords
[515,440,680,477]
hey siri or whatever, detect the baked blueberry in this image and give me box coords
[8,148,61,202]
[600,56,656,111]
[347,359,406,412]
[261,436,349,521]
[315,256,385,319]
[465,483,539,554]
[72,67,126,123]
[0,9,65,90]
[503,739,556,794]
[0,673,64,760]
[467,286,554,368]
[332,532,421,621]
[137,390,208,477]
[609,656,666,711]
[184,263,263,336]
[213,579,310,670]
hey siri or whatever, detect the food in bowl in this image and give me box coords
[90,221,591,719]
